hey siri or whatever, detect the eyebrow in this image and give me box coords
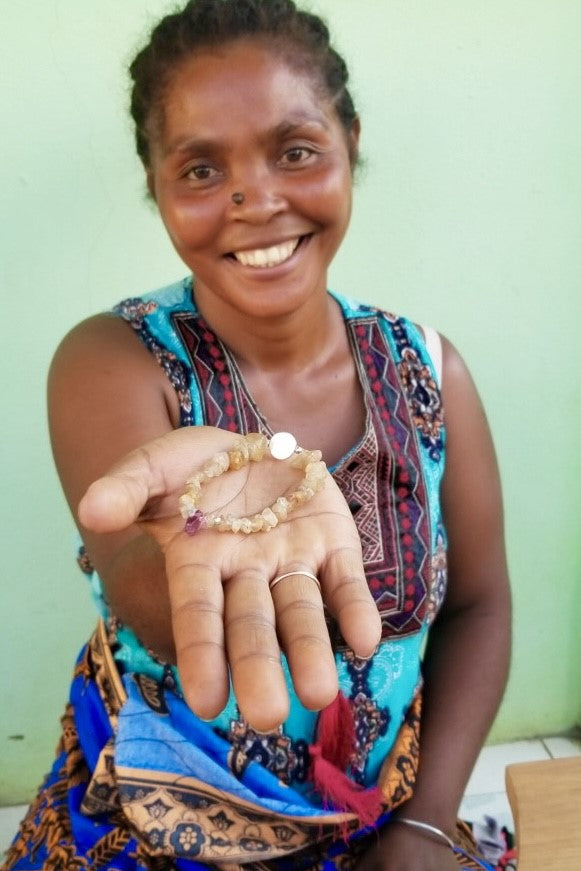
[163,114,331,158]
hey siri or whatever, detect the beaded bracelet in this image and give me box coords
[179,432,328,535]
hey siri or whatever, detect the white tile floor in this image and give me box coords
[1,735,580,861]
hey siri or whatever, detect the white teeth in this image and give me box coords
[233,238,299,268]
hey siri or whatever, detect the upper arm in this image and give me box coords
[438,335,511,616]
[48,313,179,574]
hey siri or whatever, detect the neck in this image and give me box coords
[194,283,343,373]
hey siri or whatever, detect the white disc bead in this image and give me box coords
[269,431,298,460]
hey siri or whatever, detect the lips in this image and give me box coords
[230,237,301,268]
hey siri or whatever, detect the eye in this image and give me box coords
[184,164,220,182]
[279,146,315,167]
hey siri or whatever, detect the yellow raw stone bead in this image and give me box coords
[291,486,313,504]
[179,493,198,518]
[290,449,322,469]
[271,496,290,520]
[286,493,300,510]
[261,506,278,529]
[305,461,327,485]
[229,439,250,470]
[250,515,265,532]
[228,451,244,470]
[217,516,233,532]
[185,472,204,489]
[203,451,230,477]
[246,433,269,461]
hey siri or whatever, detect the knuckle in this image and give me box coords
[225,612,275,631]
[231,651,282,668]
[285,633,331,652]
[327,575,369,608]
[177,638,225,657]
[275,599,324,620]
[172,600,223,625]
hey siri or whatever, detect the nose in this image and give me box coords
[228,166,286,223]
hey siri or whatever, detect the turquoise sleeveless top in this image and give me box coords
[79,276,447,794]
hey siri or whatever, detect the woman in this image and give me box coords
[3,1,511,869]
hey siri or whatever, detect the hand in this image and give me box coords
[79,427,381,730]
[355,822,459,871]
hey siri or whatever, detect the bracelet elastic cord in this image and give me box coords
[394,817,456,850]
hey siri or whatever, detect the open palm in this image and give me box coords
[79,426,381,730]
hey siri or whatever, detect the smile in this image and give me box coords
[231,237,301,269]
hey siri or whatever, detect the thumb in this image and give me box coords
[78,470,151,533]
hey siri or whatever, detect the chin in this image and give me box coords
[232,289,316,322]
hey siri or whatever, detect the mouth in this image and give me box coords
[227,235,309,269]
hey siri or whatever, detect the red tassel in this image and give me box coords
[309,691,384,831]
[315,688,355,770]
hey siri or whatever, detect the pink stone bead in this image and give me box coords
[184,510,206,536]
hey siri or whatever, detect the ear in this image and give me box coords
[347,116,361,170]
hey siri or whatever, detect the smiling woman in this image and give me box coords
[4,1,511,870]
[146,40,358,330]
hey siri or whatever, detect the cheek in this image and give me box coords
[157,190,223,251]
[302,165,353,224]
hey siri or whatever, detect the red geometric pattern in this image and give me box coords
[333,317,431,639]
[171,312,241,432]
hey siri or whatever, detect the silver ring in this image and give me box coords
[269,570,321,593]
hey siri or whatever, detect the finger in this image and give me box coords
[224,569,289,731]
[322,546,382,658]
[166,550,229,720]
[270,568,338,711]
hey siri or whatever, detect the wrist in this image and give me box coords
[392,817,455,851]
[392,800,457,839]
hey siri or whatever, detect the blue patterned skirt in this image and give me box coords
[3,622,492,870]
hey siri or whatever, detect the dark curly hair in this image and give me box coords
[129,0,358,167]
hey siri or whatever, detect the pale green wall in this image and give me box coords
[1,1,579,804]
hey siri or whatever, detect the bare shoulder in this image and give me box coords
[50,312,163,384]
[439,334,493,451]
[49,312,179,422]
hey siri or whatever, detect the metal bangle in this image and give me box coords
[394,817,455,850]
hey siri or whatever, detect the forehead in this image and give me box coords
[157,40,337,151]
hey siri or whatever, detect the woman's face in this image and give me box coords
[147,39,359,321]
